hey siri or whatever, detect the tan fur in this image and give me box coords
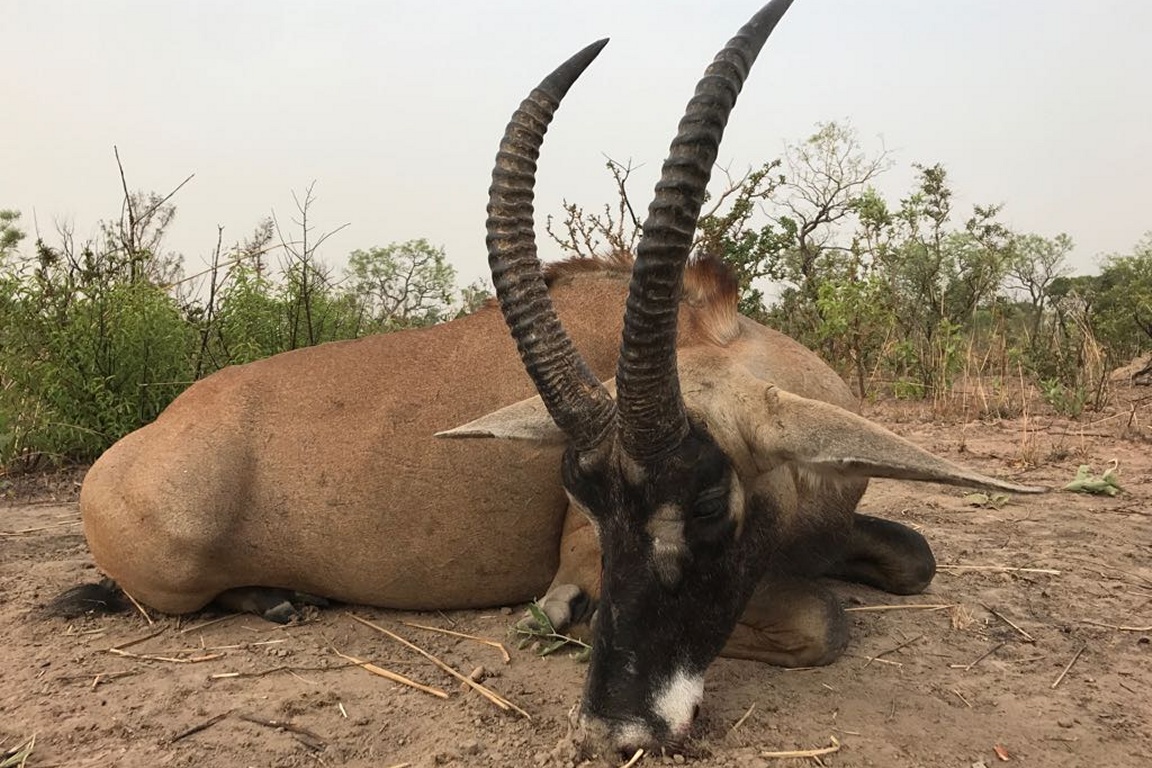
[80,254,785,614]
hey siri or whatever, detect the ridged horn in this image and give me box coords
[487,39,617,452]
[616,0,794,460]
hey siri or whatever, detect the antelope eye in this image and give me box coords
[694,485,728,519]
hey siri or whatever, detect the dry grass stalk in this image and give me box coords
[0,519,81,536]
[728,703,756,734]
[1080,619,1152,632]
[938,565,1061,575]
[348,613,530,719]
[109,647,224,664]
[950,604,976,631]
[332,648,448,699]
[401,621,511,664]
[949,642,1005,671]
[761,735,841,759]
[952,689,972,708]
[844,653,902,668]
[58,670,139,685]
[1051,644,1087,689]
[179,614,240,634]
[210,663,356,680]
[619,748,645,768]
[122,589,155,626]
[108,628,165,651]
[863,634,923,668]
[844,603,953,613]
[982,604,1035,642]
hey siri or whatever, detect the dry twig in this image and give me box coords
[401,621,511,664]
[938,565,1060,575]
[348,614,530,719]
[210,663,355,680]
[332,648,448,699]
[109,648,224,664]
[108,628,165,651]
[1080,619,1152,632]
[619,748,645,768]
[0,520,81,536]
[122,589,155,626]
[983,604,1035,642]
[949,642,1005,671]
[179,615,241,634]
[761,735,841,759]
[237,713,325,750]
[1051,644,1087,689]
[844,603,953,613]
[729,703,756,734]
[169,713,228,744]
[863,634,923,668]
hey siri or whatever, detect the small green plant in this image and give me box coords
[1040,378,1088,418]
[1062,463,1123,496]
[963,492,1011,510]
[511,603,592,661]
[1,734,36,768]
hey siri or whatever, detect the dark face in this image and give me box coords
[563,420,765,754]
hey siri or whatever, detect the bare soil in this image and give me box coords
[2,397,1150,768]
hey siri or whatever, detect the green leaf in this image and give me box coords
[1062,464,1123,496]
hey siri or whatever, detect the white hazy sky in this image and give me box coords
[6,1,1151,288]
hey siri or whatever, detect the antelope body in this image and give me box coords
[69,0,1045,759]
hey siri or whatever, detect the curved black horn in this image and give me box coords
[487,39,617,452]
[616,0,794,460]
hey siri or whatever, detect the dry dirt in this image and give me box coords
[2,397,1150,768]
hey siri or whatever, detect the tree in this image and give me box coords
[1007,232,1072,343]
[0,209,23,262]
[345,239,458,330]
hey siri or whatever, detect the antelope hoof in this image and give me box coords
[518,583,593,634]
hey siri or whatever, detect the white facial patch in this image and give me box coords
[653,669,705,737]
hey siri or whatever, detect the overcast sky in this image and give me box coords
[6,1,1151,288]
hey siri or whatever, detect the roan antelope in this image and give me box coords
[55,0,1044,758]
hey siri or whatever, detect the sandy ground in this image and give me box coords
[2,395,1150,768]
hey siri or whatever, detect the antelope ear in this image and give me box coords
[436,395,567,443]
[744,385,1047,494]
[437,378,617,443]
